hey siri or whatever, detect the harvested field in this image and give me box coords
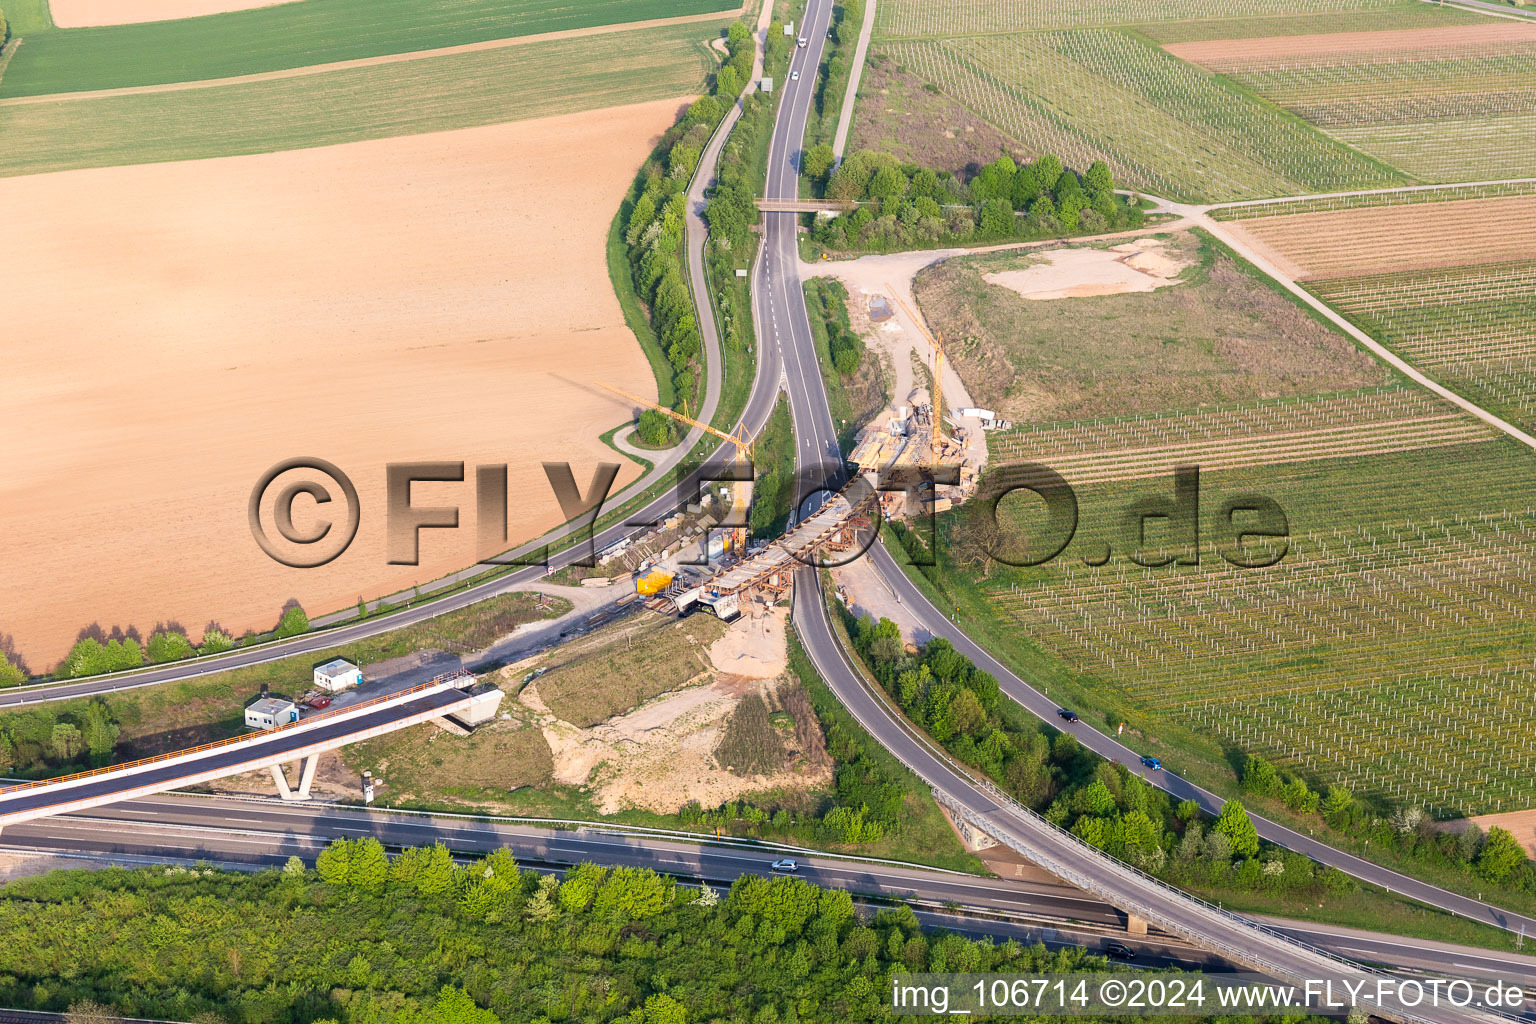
[1220,196,1536,280]
[1165,24,1536,70]
[0,100,677,669]
[912,232,1389,423]
[50,0,303,28]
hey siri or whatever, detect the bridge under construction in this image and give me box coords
[0,672,500,832]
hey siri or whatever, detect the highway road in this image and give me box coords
[0,13,785,712]
[744,0,1536,946]
[749,0,1531,1016]
[11,792,1536,994]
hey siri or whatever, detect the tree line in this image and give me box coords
[1239,752,1535,898]
[846,612,1359,902]
[0,603,310,689]
[621,18,771,421]
[808,149,1143,253]
[0,841,1209,1024]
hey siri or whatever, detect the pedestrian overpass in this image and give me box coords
[0,673,494,832]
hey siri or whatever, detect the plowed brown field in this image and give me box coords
[1166,23,1536,71]
[0,98,682,669]
[50,0,303,28]
[1220,196,1536,280]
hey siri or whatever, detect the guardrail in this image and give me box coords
[0,672,472,796]
[805,574,1520,1024]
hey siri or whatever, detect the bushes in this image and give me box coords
[812,150,1143,253]
[0,698,122,775]
[620,17,760,414]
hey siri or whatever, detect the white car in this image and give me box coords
[770,859,798,873]
[797,36,807,47]
[790,70,800,81]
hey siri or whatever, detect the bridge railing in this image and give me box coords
[808,575,1518,1024]
[0,671,473,797]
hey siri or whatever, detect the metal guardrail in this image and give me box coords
[806,574,1519,1024]
[0,672,472,796]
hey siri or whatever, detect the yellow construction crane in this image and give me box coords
[596,382,753,553]
[886,286,949,464]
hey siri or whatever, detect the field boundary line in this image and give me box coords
[0,6,746,107]
[1195,213,1536,453]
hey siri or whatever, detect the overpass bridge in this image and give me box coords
[0,673,493,832]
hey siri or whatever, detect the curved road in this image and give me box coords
[750,0,1536,1005]
[1,14,782,711]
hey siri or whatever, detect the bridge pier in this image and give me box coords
[1125,913,1148,936]
[271,755,320,801]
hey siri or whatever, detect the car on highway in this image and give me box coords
[796,36,807,47]
[1057,708,1079,723]
[790,70,799,81]
[1104,942,1136,961]
[769,859,798,873]
[1141,755,1163,771]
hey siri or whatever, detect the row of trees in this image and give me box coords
[809,149,1143,253]
[0,697,121,776]
[806,278,866,377]
[1240,752,1534,891]
[847,612,1356,900]
[0,842,1132,1024]
[622,18,770,417]
[43,604,307,681]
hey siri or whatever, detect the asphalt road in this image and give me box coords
[0,688,465,820]
[867,537,1536,940]
[749,3,1532,1016]
[12,792,1536,995]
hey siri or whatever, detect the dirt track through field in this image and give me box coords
[50,0,303,28]
[1,6,743,106]
[1220,196,1536,279]
[0,98,683,669]
[1166,23,1536,70]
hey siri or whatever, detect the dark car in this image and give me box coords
[1104,942,1136,961]
[1057,708,1079,723]
[1141,755,1163,771]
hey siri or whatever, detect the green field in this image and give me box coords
[1311,261,1536,434]
[3,0,53,34]
[925,441,1536,817]
[1131,2,1489,43]
[0,0,734,97]
[880,29,1402,201]
[873,0,1406,38]
[1222,50,1536,183]
[0,22,719,177]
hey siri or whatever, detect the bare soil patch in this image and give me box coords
[1166,24,1536,70]
[982,237,1189,301]
[0,99,679,668]
[1221,196,1536,280]
[50,0,302,28]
